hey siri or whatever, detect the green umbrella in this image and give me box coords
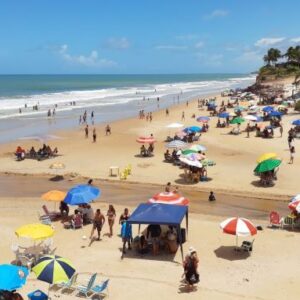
[230,117,245,124]
[254,159,281,173]
[181,149,197,155]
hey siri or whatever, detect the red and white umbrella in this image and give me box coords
[291,194,300,203]
[136,136,156,144]
[288,200,300,212]
[220,217,257,246]
[148,192,189,206]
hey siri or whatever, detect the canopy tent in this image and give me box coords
[128,203,188,260]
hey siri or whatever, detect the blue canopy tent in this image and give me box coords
[128,203,188,260]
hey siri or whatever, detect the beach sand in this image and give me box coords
[0,92,299,299]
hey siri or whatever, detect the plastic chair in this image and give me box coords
[120,171,127,180]
[126,164,132,175]
[269,211,280,228]
[57,273,78,292]
[241,239,255,254]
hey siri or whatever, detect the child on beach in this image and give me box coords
[289,146,295,164]
[209,191,216,201]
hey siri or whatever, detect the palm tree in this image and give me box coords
[264,48,282,66]
[285,46,297,62]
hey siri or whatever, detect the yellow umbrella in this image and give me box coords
[41,190,66,202]
[16,224,54,240]
[257,153,277,163]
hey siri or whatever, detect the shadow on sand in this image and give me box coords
[214,246,250,261]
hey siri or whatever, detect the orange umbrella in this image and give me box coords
[41,190,66,202]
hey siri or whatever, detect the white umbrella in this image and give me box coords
[244,115,258,121]
[179,157,202,168]
[166,140,188,149]
[166,123,184,129]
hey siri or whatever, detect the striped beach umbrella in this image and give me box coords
[288,198,300,212]
[136,136,156,144]
[165,140,188,149]
[148,192,189,206]
[220,217,257,246]
[196,116,210,123]
[32,255,75,284]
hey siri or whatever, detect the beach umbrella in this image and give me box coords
[148,192,189,206]
[292,119,300,126]
[254,159,281,173]
[257,153,277,163]
[32,255,75,284]
[64,184,100,206]
[288,200,300,213]
[268,111,282,117]
[166,123,184,128]
[291,194,300,202]
[181,149,197,155]
[15,223,54,240]
[244,115,258,121]
[0,264,29,291]
[220,217,257,246]
[183,126,202,133]
[189,144,207,152]
[179,157,202,168]
[230,117,245,124]
[136,136,156,144]
[41,190,66,202]
[165,140,188,149]
[218,112,229,118]
[175,131,187,137]
[196,116,210,123]
[184,153,206,161]
[262,106,274,112]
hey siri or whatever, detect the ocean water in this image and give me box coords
[0,74,255,143]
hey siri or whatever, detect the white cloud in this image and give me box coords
[155,45,188,51]
[255,37,285,47]
[290,37,300,43]
[58,44,117,68]
[104,37,130,49]
[195,41,204,49]
[204,9,229,19]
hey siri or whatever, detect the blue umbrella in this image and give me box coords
[269,111,282,117]
[218,112,229,118]
[183,126,202,133]
[262,106,274,112]
[292,119,300,126]
[196,116,210,122]
[0,264,29,291]
[64,184,100,205]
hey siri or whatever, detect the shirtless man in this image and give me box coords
[90,209,105,241]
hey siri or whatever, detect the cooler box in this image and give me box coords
[27,290,48,300]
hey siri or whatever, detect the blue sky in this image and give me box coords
[0,0,300,74]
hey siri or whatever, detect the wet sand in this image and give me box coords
[0,173,288,220]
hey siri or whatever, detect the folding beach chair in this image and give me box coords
[92,279,110,298]
[42,205,60,221]
[76,273,97,297]
[57,273,78,293]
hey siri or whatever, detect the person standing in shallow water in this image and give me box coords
[208,191,216,201]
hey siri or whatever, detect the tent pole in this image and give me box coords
[178,225,183,262]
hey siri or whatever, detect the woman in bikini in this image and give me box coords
[107,205,116,237]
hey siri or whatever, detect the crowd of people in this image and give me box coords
[15,144,58,161]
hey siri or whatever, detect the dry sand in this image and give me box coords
[0,92,300,299]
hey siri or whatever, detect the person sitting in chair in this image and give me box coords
[148,144,154,155]
[164,149,172,161]
[29,146,37,158]
[59,201,69,217]
[140,145,147,156]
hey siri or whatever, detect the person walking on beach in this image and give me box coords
[79,115,82,124]
[92,128,97,142]
[289,146,295,164]
[246,123,250,138]
[288,134,294,148]
[279,125,283,137]
[90,209,105,241]
[183,247,199,289]
[107,204,116,237]
[181,111,185,121]
[105,124,111,135]
[121,220,132,257]
[85,125,89,138]
[91,111,94,125]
